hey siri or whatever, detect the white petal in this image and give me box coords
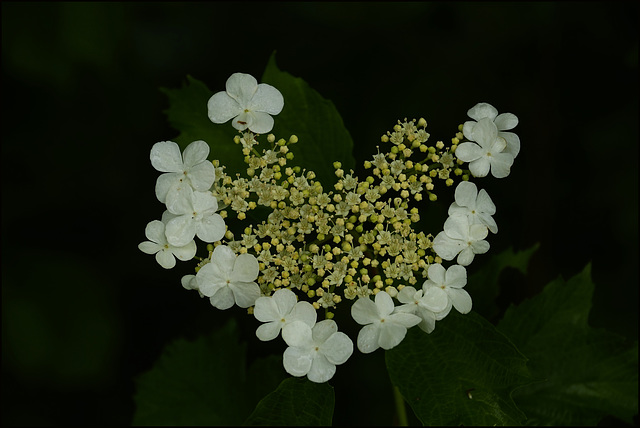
[150,141,183,172]
[427,263,446,284]
[155,173,180,204]
[476,189,496,215]
[211,245,236,275]
[454,142,483,162]
[182,140,210,167]
[272,288,297,317]
[283,346,313,377]
[494,112,518,131]
[247,111,275,134]
[196,213,226,243]
[171,240,197,261]
[378,322,408,350]
[445,265,468,289]
[138,241,161,255]
[420,287,449,313]
[282,321,314,348]
[467,103,498,121]
[469,158,491,178]
[351,296,380,325]
[181,274,198,291]
[357,324,380,354]
[500,132,520,158]
[307,355,337,383]
[231,253,259,282]
[165,184,194,215]
[321,332,353,365]
[462,121,476,140]
[472,118,499,147]
[416,309,437,333]
[471,239,490,255]
[155,249,176,269]
[489,153,514,179]
[256,322,282,342]
[397,286,418,304]
[254,296,281,322]
[456,248,476,266]
[231,111,252,131]
[448,288,472,314]
[289,301,317,328]
[443,214,469,241]
[144,220,167,243]
[165,215,196,247]
[225,72,258,106]
[230,281,260,308]
[388,312,421,329]
[210,286,235,310]
[195,263,226,297]
[207,91,242,124]
[191,190,218,213]
[454,181,478,208]
[374,291,395,317]
[311,319,338,343]
[249,83,284,115]
[187,161,216,191]
[432,232,463,261]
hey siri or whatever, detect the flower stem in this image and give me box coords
[393,385,408,426]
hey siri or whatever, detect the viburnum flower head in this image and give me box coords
[207,72,284,134]
[422,263,472,318]
[432,213,490,266]
[351,291,421,354]
[195,245,261,310]
[282,319,354,383]
[463,102,520,158]
[455,117,514,179]
[163,190,226,247]
[448,181,498,234]
[138,220,197,269]
[253,288,317,341]
[396,284,449,333]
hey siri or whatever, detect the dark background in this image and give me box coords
[2,2,638,426]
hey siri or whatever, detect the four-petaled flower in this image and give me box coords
[351,291,421,353]
[422,263,472,316]
[463,102,520,158]
[207,73,284,134]
[253,288,317,341]
[138,220,196,269]
[282,319,354,383]
[196,245,261,310]
[455,117,514,178]
[432,213,490,266]
[448,181,498,234]
[151,140,216,213]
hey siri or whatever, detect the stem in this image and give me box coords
[393,385,408,426]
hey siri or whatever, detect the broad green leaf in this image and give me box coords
[132,319,286,426]
[497,264,639,425]
[386,311,533,426]
[466,243,540,320]
[244,377,334,426]
[160,76,247,178]
[261,52,355,187]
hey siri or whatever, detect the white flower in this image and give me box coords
[432,214,490,266]
[151,140,216,213]
[422,264,472,316]
[455,118,514,178]
[396,285,449,333]
[207,73,284,134]
[253,288,317,341]
[448,181,498,234]
[196,245,260,310]
[282,320,353,383]
[138,220,196,269]
[163,190,226,247]
[463,102,520,158]
[351,291,421,353]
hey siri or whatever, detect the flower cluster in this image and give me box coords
[139,72,520,383]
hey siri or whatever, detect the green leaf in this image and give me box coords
[132,319,286,426]
[497,264,639,425]
[386,310,533,426]
[160,76,247,177]
[466,243,540,320]
[261,52,355,187]
[244,377,334,426]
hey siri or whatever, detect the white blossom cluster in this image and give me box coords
[139,72,520,383]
